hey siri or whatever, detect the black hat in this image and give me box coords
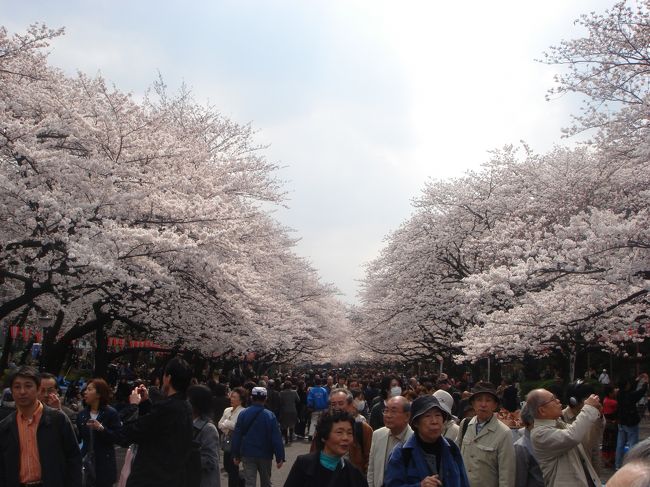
[410,395,450,425]
[468,381,499,404]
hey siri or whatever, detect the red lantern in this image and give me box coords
[35,331,43,342]
[9,326,19,339]
[22,329,31,341]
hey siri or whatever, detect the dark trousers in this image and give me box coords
[223,451,245,487]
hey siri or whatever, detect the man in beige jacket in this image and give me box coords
[456,382,515,487]
[367,395,413,487]
[528,388,601,487]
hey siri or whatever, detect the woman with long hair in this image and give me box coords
[77,378,123,487]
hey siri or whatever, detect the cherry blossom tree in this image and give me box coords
[0,24,347,374]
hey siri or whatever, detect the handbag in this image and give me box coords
[221,434,232,452]
[82,428,97,487]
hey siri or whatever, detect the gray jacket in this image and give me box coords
[193,417,221,487]
[513,428,544,487]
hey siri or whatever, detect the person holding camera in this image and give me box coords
[115,357,194,487]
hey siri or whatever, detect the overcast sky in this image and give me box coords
[4,0,613,302]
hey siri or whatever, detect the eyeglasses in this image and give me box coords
[383,409,403,416]
[539,395,559,408]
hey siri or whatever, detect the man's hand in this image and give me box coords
[420,475,442,487]
[129,387,142,405]
[584,394,602,411]
[276,461,284,469]
[47,392,62,410]
[136,384,149,401]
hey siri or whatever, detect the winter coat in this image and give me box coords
[367,425,413,487]
[0,405,82,487]
[279,389,300,429]
[231,403,285,462]
[283,452,368,487]
[617,381,648,427]
[193,417,221,487]
[513,429,544,487]
[457,414,516,487]
[531,404,601,487]
[115,392,193,487]
[77,405,123,486]
[384,433,469,487]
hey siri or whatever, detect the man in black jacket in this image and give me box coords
[115,356,194,487]
[0,366,81,487]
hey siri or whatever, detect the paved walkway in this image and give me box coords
[218,439,310,486]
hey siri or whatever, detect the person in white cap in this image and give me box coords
[434,390,459,442]
[231,387,285,487]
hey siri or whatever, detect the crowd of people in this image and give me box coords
[0,362,648,486]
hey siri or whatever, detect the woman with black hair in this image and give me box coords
[284,410,368,487]
[78,378,123,487]
[384,395,469,487]
[188,384,221,487]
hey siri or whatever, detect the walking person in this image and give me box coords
[231,387,285,487]
[188,384,221,487]
[77,378,123,487]
[615,373,649,469]
[279,381,300,446]
[601,385,618,468]
[306,379,329,441]
[218,387,247,487]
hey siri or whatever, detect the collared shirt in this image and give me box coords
[17,401,44,483]
[475,414,492,435]
[385,426,409,468]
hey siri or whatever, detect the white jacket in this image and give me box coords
[218,405,244,435]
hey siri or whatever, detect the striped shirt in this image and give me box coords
[17,401,43,483]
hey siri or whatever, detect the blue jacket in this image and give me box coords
[384,433,469,487]
[306,386,329,411]
[231,404,285,462]
[77,405,122,486]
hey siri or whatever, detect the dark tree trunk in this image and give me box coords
[19,338,35,365]
[94,321,108,379]
[0,326,14,372]
[40,310,68,374]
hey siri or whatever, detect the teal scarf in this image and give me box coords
[319,451,342,471]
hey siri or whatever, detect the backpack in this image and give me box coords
[185,422,208,487]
